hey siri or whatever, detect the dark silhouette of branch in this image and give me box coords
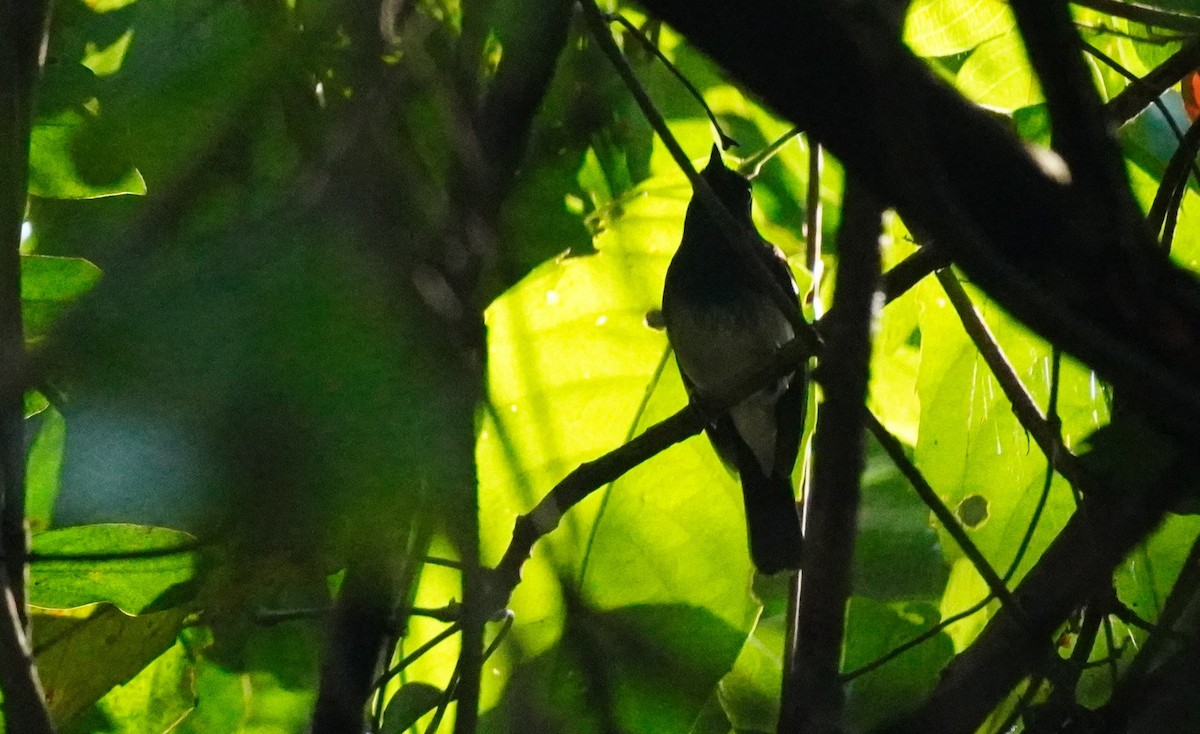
[1148,119,1200,250]
[936,271,1089,489]
[1107,39,1200,126]
[634,0,1200,439]
[867,413,1016,610]
[880,447,1193,733]
[0,0,56,731]
[1070,0,1200,33]
[781,180,882,732]
[1011,0,1153,270]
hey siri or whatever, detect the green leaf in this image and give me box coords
[904,0,1016,57]
[63,639,195,734]
[480,173,762,673]
[914,276,1105,569]
[380,682,445,734]
[35,603,190,727]
[956,31,1043,112]
[855,435,949,601]
[82,0,140,13]
[29,108,146,199]
[843,598,955,731]
[30,524,201,614]
[174,622,319,734]
[484,604,746,734]
[21,254,103,342]
[27,406,67,533]
[716,614,785,732]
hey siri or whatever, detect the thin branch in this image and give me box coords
[841,594,993,681]
[1070,0,1200,33]
[741,124,803,178]
[602,12,737,149]
[881,448,1195,734]
[936,270,1090,490]
[579,0,815,341]
[1107,38,1200,126]
[782,179,882,732]
[372,622,462,695]
[1084,41,1200,192]
[1148,119,1200,243]
[866,412,1017,611]
[486,328,816,608]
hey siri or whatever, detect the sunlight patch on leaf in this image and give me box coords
[956,32,1043,112]
[904,0,1016,57]
[30,524,201,614]
[35,603,190,727]
[21,254,102,342]
[29,109,146,199]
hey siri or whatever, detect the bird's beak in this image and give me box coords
[708,144,723,171]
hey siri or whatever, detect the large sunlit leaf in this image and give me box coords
[913,275,1108,631]
[21,254,102,342]
[956,31,1043,112]
[35,603,190,727]
[30,524,201,614]
[63,639,195,734]
[904,0,1015,57]
[480,169,770,722]
[29,108,146,200]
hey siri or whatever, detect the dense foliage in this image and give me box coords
[3,0,1200,732]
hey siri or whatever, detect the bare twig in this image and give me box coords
[602,12,737,149]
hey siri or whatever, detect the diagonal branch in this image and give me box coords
[634,0,1200,438]
[485,244,942,613]
[936,270,1090,489]
[879,447,1193,734]
[1107,39,1200,127]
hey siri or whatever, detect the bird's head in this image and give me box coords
[700,145,753,223]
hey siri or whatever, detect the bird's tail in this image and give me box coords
[741,471,803,574]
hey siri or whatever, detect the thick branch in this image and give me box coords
[0,0,55,731]
[1071,0,1200,33]
[879,451,1188,733]
[1010,0,1152,268]
[634,0,1200,439]
[782,180,882,733]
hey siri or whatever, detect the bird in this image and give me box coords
[662,145,807,574]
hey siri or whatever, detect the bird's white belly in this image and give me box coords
[667,296,794,473]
